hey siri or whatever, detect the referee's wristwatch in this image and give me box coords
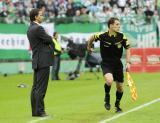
[127,61,131,64]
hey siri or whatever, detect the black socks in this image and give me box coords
[104,83,111,94]
[104,83,111,103]
[115,91,123,107]
[104,83,123,107]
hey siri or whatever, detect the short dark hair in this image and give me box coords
[107,17,119,28]
[29,8,40,22]
[53,32,58,37]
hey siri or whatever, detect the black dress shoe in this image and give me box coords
[39,113,49,117]
[32,113,49,117]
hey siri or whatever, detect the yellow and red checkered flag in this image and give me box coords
[126,72,137,101]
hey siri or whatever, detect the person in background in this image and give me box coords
[51,32,62,80]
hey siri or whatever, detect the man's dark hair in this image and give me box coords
[29,8,40,22]
[107,17,119,28]
[53,32,58,37]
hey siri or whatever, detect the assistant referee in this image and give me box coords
[87,17,131,113]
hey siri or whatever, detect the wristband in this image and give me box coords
[127,61,131,64]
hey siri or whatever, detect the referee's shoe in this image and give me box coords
[104,102,111,110]
[115,102,122,113]
[104,95,111,110]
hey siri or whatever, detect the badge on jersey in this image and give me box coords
[117,43,122,48]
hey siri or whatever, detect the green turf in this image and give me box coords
[0,72,160,123]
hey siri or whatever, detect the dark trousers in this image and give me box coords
[51,55,61,80]
[31,67,50,115]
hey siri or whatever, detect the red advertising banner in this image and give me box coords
[144,48,160,72]
[130,48,160,72]
[130,48,145,72]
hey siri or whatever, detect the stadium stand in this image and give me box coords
[0,0,159,24]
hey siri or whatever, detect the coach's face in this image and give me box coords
[111,20,120,32]
[35,10,43,23]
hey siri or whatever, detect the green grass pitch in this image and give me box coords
[0,72,160,123]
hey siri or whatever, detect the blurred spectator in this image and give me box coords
[31,0,37,8]
[37,0,46,9]
[66,3,74,17]
[0,0,2,11]
[57,3,66,18]
[144,5,154,24]
[46,0,56,14]
[88,11,98,23]
[134,7,145,25]
[15,2,27,23]
[0,6,9,17]
[73,9,81,22]
[117,0,127,12]
[78,6,89,23]
[88,0,99,13]
[153,10,159,23]
[96,6,108,23]
[109,0,117,7]
[81,0,92,7]
[157,0,160,17]
[105,7,113,22]
[112,4,121,18]
[0,0,159,24]
[121,4,137,24]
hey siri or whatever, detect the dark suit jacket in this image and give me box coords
[27,22,55,69]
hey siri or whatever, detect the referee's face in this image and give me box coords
[111,20,120,32]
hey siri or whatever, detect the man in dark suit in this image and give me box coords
[27,8,54,117]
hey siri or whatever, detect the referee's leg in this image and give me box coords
[104,73,114,110]
[114,61,124,112]
[115,82,123,112]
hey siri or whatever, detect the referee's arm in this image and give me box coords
[126,48,131,71]
[123,34,131,71]
[87,33,100,53]
[126,48,131,64]
[87,35,95,53]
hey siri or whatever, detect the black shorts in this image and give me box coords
[101,61,124,82]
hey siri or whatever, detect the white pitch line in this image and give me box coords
[27,116,51,123]
[99,98,160,123]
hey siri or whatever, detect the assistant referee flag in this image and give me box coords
[126,72,138,101]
